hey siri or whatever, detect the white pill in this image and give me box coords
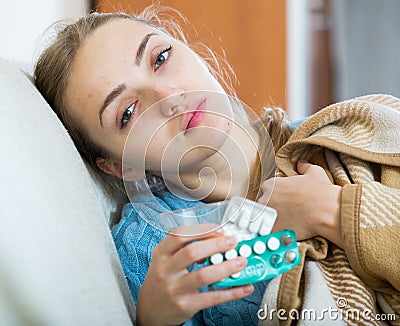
[259,218,273,236]
[230,271,241,279]
[210,253,224,265]
[242,233,254,241]
[237,210,251,229]
[253,241,266,255]
[223,223,235,231]
[285,250,297,263]
[239,244,252,257]
[248,217,263,233]
[231,233,240,242]
[267,237,280,251]
[223,206,239,224]
[225,249,238,260]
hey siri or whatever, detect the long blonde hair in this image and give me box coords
[34,4,293,200]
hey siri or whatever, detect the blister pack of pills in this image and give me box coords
[159,196,300,287]
[220,196,278,240]
[206,229,300,287]
[203,197,300,287]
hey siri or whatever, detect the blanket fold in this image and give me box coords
[260,94,400,325]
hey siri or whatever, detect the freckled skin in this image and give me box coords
[64,18,260,201]
[65,18,229,167]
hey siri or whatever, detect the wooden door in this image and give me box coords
[93,0,286,113]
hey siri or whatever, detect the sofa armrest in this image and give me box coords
[0,57,135,325]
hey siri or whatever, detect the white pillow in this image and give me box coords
[0,57,135,325]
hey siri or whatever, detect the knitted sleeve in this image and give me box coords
[112,207,166,305]
[112,194,269,326]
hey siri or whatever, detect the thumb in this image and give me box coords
[297,160,329,180]
[296,160,313,175]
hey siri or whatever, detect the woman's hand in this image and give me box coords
[136,224,254,326]
[258,161,343,248]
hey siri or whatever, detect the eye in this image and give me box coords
[120,102,136,129]
[154,45,172,70]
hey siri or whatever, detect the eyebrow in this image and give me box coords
[136,32,157,65]
[98,32,157,127]
[99,83,126,127]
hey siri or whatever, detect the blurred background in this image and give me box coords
[2,0,399,119]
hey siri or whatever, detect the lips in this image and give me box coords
[183,98,207,132]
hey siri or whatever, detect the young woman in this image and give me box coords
[34,6,400,326]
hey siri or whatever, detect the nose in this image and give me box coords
[149,85,185,117]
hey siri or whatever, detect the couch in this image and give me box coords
[0,57,135,325]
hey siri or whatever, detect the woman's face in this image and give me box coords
[65,18,233,178]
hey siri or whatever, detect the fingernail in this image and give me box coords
[226,236,236,246]
[236,256,246,266]
[243,285,253,293]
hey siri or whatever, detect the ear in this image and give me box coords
[96,157,123,179]
[95,157,145,181]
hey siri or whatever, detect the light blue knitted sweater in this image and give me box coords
[112,191,269,325]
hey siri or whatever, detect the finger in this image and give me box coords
[157,223,224,256]
[171,235,238,271]
[296,160,313,174]
[260,178,275,198]
[261,177,275,192]
[186,284,254,313]
[297,160,327,179]
[257,192,271,207]
[178,256,247,290]
[171,223,223,237]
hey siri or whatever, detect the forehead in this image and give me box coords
[65,19,164,120]
[78,18,162,63]
[68,18,174,91]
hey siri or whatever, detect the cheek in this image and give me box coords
[145,143,164,170]
[204,114,232,134]
[198,93,234,148]
[138,121,176,171]
[179,53,224,92]
[194,71,224,93]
